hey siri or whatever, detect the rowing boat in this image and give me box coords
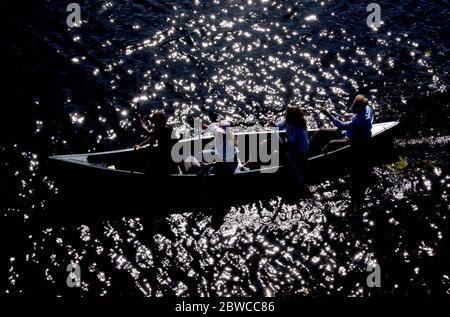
[47,121,399,216]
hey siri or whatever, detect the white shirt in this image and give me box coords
[205,123,237,162]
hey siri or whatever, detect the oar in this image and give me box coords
[132,104,146,175]
[134,104,142,149]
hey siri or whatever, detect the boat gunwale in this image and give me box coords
[49,121,399,175]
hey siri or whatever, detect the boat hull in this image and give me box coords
[46,122,399,219]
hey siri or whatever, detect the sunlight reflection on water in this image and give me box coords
[1,0,449,296]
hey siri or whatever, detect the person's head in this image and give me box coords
[151,111,167,128]
[352,95,369,114]
[216,120,235,143]
[216,120,237,144]
[285,106,306,128]
[216,120,231,134]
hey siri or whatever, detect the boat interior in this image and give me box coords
[85,128,348,175]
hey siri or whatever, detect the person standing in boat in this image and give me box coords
[203,120,239,175]
[276,106,309,174]
[135,111,178,175]
[321,94,375,207]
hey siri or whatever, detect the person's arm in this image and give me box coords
[322,109,356,130]
[203,123,224,136]
[368,106,374,124]
[135,131,156,149]
[134,119,153,149]
[276,119,287,130]
[329,115,357,130]
[140,118,152,134]
[136,136,150,148]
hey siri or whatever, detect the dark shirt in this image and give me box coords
[277,120,309,154]
[147,126,178,174]
[149,126,175,150]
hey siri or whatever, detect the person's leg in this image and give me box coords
[349,142,370,208]
[291,151,307,178]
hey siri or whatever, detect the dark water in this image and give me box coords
[0,0,449,296]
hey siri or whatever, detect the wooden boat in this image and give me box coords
[47,122,399,216]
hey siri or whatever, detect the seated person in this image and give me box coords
[135,111,179,175]
[276,106,309,174]
[321,94,374,152]
[203,120,239,175]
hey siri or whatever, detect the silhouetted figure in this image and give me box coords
[322,95,375,208]
[136,111,178,175]
[276,106,309,182]
[203,120,239,175]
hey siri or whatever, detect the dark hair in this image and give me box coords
[285,106,307,128]
[151,111,167,128]
[352,94,369,113]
